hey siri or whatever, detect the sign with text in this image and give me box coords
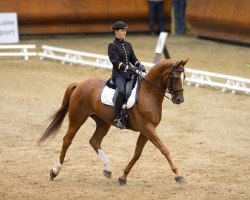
[0,13,19,43]
[155,32,168,54]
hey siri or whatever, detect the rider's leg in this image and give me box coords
[114,77,126,128]
[114,95,123,118]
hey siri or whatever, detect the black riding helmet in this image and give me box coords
[111,21,128,30]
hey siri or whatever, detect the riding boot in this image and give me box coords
[113,94,124,128]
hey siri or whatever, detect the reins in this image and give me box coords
[133,64,184,100]
[137,72,172,99]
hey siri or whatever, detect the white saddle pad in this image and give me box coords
[101,82,138,109]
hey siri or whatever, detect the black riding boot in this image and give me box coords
[113,94,124,128]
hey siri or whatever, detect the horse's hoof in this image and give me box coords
[50,170,57,180]
[118,177,127,185]
[175,176,186,184]
[103,169,112,179]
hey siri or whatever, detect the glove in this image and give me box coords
[124,65,129,72]
[138,64,146,72]
[124,65,135,72]
[128,65,137,72]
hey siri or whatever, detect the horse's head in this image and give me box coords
[166,59,188,104]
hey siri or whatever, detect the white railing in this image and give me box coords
[0,45,37,60]
[38,45,250,95]
[185,68,250,94]
[39,45,111,69]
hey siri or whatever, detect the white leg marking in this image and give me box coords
[52,160,63,176]
[98,148,111,171]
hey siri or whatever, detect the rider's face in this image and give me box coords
[115,29,127,40]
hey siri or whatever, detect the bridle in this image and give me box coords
[136,63,185,100]
[167,66,185,94]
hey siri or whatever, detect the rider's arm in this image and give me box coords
[108,43,127,71]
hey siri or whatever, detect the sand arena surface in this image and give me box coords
[0,34,249,200]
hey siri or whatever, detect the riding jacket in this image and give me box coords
[108,37,142,80]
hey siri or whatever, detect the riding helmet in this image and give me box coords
[111,21,128,30]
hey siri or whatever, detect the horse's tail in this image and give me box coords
[38,83,77,143]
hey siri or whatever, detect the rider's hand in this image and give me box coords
[124,65,129,72]
[138,64,146,72]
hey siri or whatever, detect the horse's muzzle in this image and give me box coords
[172,96,184,104]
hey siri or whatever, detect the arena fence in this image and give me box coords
[0,45,37,60]
[36,45,247,95]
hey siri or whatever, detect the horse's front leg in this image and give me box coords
[143,123,185,184]
[118,134,148,185]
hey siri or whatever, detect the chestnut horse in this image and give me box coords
[39,59,188,185]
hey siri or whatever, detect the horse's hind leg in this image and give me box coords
[89,115,111,179]
[118,134,148,185]
[50,113,88,180]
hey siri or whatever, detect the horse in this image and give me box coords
[38,59,188,185]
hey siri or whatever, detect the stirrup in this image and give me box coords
[114,117,124,129]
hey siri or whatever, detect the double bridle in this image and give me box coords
[137,64,185,100]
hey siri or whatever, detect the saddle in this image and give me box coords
[101,70,147,129]
[101,74,140,109]
[107,76,137,104]
[101,75,140,129]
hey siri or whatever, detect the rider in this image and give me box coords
[108,21,146,128]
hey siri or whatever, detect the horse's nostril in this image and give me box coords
[175,97,183,104]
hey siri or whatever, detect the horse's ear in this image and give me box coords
[182,59,189,66]
[176,60,183,67]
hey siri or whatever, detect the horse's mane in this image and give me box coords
[146,59,173,81]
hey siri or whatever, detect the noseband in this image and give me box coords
[138,63,185,100]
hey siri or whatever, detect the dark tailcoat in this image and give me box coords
[108,37,141,79]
